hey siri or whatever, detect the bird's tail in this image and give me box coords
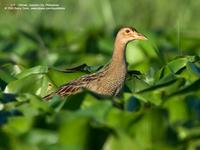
[42,92,57,101]
[43,83,83,101]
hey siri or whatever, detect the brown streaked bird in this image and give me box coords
[43,27,147,100]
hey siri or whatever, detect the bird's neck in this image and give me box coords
[111,38,127,67]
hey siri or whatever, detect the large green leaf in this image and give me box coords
[4,74,47,95]
[0,64,25,83]
[46,68,86,87]
[154,56,199,82]
[16,66,48,79]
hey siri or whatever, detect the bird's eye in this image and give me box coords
[125,29,130,33]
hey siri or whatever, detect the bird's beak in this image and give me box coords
[133,32,148,40]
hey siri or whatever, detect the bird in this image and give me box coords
[43,27,147,100]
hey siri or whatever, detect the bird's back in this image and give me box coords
[43,63,126,100]
[43,72,99,100]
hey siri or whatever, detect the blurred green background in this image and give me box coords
[0,0,200,150]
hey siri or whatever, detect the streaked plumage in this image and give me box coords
[43,27,147,100]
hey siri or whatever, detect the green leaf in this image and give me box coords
[128,109,167,149]
[103,132,137,150]
[154,56,199,82]
[186,62,200,79]
[164,97,189,124]
[47,68,86,87]
[16,66,48,79]
[125,74,149,93]
[24,129,58,146]
[5,74,46,95]
[62,92,86,111]
[169,78,200,96]
[133,77,185,105]
[167,56,197,73]
[3,116,33,135]
[105,107,139,130]
[81,97,112,124]
[0,64,24,83]
[59,114,90,150]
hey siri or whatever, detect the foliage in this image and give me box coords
[1,41,200,150]
[0,0,200,150]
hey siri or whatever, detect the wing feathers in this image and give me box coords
[43,63,111,100]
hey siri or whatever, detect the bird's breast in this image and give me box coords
[86,66,127,96]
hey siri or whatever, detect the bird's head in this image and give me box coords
[116,27,147,44]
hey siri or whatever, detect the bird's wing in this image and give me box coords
[43,63,111,100]
[43,73,99,100]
